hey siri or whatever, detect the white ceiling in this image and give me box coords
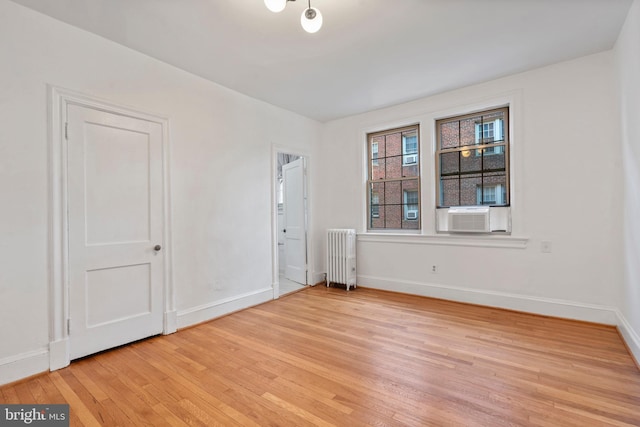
[10,0,633,122]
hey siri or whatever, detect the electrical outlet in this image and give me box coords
[431,265,438,274]
[541,241,552,253]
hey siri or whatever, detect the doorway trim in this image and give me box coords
[271,144,313,299]
[47,86,175,370]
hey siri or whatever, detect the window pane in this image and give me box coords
[369,183,384,228]
[384,181,402,205]
[402,179,419,227]
[371,193,380,217]
[372,157,386,180]
[371,137,382,159]
[384,205,402,229]
[440,151,459,176]
[461,149,483,173]
[375,135,387,160]
[460,174,482,206]
[403,216,419,229]
[482,150,506,172]
[402,161,419,178]
[402,180,419,211]
[385,154,403,179]
[371,182,385,204]
[440,121,459,149]
[440,176,459,207]
[371,143,379,167]
[459,116,478,147]
[385,132,402,157]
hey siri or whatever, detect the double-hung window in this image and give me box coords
[368,125,420,230]
[436,107,509,207]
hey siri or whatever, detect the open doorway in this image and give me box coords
[276,152,307,296]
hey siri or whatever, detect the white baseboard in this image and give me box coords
[358,275,619,325]
[48,338,69,371]
[616,310,640,367]
[0,348,49,386]
[177,287,273,329]
[311,271,326,286]
[163,310,178,335]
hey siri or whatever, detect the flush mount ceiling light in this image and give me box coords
[264,0,323,33]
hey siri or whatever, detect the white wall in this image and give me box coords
[313,51,624,325]
[615,0,640,361]
[0,0,320,384]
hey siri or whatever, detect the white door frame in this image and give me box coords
[47,86,175,370]
[271,145,314,299]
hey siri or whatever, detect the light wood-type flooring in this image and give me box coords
[2,286,640,426]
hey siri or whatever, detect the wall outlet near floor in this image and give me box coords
[541,241,552,253]
[431,265,438,274]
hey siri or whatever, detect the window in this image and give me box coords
[368,125,420,230]
[436,107,509,207]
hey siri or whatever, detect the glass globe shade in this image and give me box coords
[301,7,323,33]
[264,0,286,13]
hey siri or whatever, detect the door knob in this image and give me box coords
[154,245,162,251]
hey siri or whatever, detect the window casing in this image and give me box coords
[368,125,420,230]
[436,107,509,208]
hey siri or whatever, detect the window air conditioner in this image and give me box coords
[404,154,417,164]
[448,206,490,233]
[406,210,418,220]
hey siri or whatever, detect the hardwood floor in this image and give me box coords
[2,286,640,426]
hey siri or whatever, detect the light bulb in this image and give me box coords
[264,0,286,13]
[301,7,323,33]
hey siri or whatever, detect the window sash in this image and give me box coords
[368,125,421,230]
[436,107,509,208]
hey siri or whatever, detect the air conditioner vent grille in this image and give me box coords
[448,207,490,233]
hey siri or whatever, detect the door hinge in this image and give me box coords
[67,318,71,335]
[64,122,68,140]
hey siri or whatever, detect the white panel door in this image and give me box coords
[283,158,307,285]
[67,104,164,360]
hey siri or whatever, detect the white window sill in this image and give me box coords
[358,232,528,249]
